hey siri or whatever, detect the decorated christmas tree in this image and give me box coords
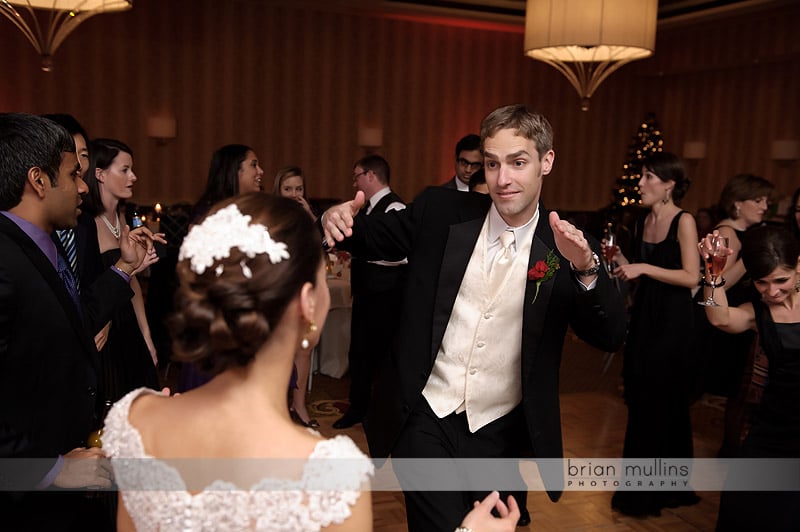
[611,113,664,209]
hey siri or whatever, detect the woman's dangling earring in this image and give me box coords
[735,205,741,218]
[662,190,671,204]
[300,321,318,350]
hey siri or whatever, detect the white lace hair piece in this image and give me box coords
[179,204,290,277]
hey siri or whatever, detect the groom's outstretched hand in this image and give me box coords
[550,211,598,282]
[321,190,366,249]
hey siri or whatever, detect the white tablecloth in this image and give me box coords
[318,277,351,378]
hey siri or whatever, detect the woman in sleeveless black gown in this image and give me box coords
[695,174,773,456]
[605,153,701,516]
[81,138,162,405]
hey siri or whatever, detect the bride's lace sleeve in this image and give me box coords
[104,387,159,461]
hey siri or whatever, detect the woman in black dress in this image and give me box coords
[700,174,774,456]
[82,138,161,404]
[605,152,701,516]
[702,225,800,531]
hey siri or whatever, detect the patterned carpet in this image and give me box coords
[308,399,349,418]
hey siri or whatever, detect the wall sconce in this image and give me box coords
[358,127,383,149]
[682,141,707,161]
[147,115,177,144]
[771,140,799,161]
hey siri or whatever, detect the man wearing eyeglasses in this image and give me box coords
[333,155,408,430]
[443,134,483,191]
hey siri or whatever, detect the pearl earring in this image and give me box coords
[300,321,318,350]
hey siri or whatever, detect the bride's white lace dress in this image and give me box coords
[104,388,374,531]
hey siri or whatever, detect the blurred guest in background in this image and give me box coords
[788,186,800,242]
[443,133,482,191]
[333,155,407,430]
[700,173,774,457]
[191,144,264,223]
[273,165,318,220]
[178,144,265,392]
[695,207,717,244]
[273,165,319,428]
[468,168,488,194]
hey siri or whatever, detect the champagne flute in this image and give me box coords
[698,235,729,307]
[602,223,617,276]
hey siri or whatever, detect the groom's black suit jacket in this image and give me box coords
[337,187,626,501]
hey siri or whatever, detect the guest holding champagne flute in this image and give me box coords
[701,225,800,531]
[697,174,773,457]
[604,152,701,517]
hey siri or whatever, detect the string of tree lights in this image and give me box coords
[611,113,664,210]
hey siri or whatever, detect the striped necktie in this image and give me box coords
[57,251,82,317]
[56,229,80,291]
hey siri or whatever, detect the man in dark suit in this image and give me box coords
[442,133,482,191]
[42,114,112,351]
[322,104,627,531]
[0,113,158,530]
[333,155,407,429]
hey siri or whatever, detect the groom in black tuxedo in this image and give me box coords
[322,104,627,531]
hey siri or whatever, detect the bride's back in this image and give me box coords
[104,195,373,531]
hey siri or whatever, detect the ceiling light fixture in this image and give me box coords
[1,0,133,72]
[524,0,657,111]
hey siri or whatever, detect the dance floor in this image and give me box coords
[305,331,726,531]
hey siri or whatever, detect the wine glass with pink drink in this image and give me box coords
[698,235,729,307]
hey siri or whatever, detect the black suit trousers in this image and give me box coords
[392,398,527,532]
[347,283,403,415]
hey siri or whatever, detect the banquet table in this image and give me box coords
[317,276,351,378]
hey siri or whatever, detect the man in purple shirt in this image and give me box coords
[0,113,159,530]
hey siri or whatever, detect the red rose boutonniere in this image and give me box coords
[527,249,560,303]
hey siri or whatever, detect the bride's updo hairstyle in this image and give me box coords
[171,192,322,375]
